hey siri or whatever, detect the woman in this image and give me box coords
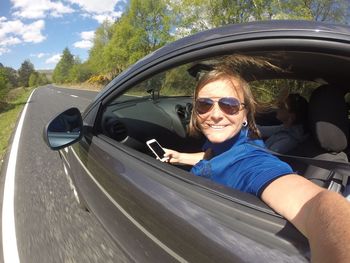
[258,93,309,153]
[164,63,350,262]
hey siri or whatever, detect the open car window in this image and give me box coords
[98,62,203,156]
[96,53,350,196]
[109,65,196,105]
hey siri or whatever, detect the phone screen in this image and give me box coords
[149,141,165,158]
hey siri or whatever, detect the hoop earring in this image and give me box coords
[242,120,248,127]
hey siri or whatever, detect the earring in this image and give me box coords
[242,120,248,127]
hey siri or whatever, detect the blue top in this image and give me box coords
[190,128,293,197]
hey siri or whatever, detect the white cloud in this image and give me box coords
[92,11,122,23]
[45,53,61,64]
[0,47,10,56]
[66,0,123,23]
[74,40,93,49]
[11,0,74,19]
[67,0,120,14]
[37,53,46,58]
[11,0,123,24]
[31,52,48,58]
[21,20,46,43]
[81,31,95,40]
[0,19,46,54]
[1,36,21,46]
[73,30,94,49]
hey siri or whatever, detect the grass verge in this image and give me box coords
[0,87,35,166]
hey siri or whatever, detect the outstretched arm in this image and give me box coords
[262,174,350,262]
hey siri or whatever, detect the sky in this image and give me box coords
[0,0,128,70]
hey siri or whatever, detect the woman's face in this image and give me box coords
[196,77,247,144]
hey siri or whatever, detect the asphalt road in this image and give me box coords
[0,85,129,263]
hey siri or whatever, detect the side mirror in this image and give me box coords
[43,107,83,150]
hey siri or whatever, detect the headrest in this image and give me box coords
[308,85,348,152]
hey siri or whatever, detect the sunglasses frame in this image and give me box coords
[195,97,246,115]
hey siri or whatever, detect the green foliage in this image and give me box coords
[52,0,350,89]
[3,67,18,88]
[68,62,93,83]
[53,48,75,83]
[250,79,320,103]
[18,60,35,87]
[28,72,39,87]
[86,0,174,77]
[0,68,9,101]
[87,20,114,74]
[162,65,196,96]
[27,71,49,87]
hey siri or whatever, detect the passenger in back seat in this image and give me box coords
[258,93,309,153]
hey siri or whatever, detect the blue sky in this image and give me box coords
[0,0,128,70]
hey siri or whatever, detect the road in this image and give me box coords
[0,85,129,263]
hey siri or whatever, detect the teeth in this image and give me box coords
[209,125,226,129]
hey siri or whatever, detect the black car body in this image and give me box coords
[44,20,350,262]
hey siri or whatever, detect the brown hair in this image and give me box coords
[188,64,261,139]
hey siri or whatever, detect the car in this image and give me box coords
[43,20,350,262]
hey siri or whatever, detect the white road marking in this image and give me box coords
[2,89,36,263]
[70,95,78,98]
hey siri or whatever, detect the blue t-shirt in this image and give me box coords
[190,128,293,197]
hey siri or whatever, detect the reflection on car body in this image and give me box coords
[44,20,350,262]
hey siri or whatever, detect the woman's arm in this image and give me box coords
[262,174,350,262]
[163,149,206,166]
[164,148,214,166]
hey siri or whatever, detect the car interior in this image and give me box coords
[97,52,350,200]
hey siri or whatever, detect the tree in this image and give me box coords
[300,0,348,23]
[38,73,49,85]
[80,0,350,81]
[87,20,114,74]
[68,59,93,83]
[102,0,173,76]
[53,48,75,83]
[4,67,18,88]
[18,60,35,87]
[28,72,39,87]
[0,67,9,100]
[170,0,349,38]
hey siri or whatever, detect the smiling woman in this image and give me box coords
[44,21,350,262]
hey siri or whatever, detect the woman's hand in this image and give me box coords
[163,149,182,164]
[163,149,206,166]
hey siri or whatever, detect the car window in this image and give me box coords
[98,62,204,158]
[98,55,325,154]
[110,65,196,105]
[250,79,319,103]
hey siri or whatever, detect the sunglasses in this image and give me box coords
[195,97,245,115]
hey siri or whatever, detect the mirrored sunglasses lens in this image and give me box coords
[219,98,240,115]
[196,98,213,114]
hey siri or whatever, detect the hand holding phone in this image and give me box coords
[146,139,168,162]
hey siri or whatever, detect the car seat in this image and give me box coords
[297,84,350,190]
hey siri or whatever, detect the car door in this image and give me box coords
[70,59,309,262]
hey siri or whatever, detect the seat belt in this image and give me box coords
[250,143,350,192]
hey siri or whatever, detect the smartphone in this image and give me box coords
[146,139,168,161]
